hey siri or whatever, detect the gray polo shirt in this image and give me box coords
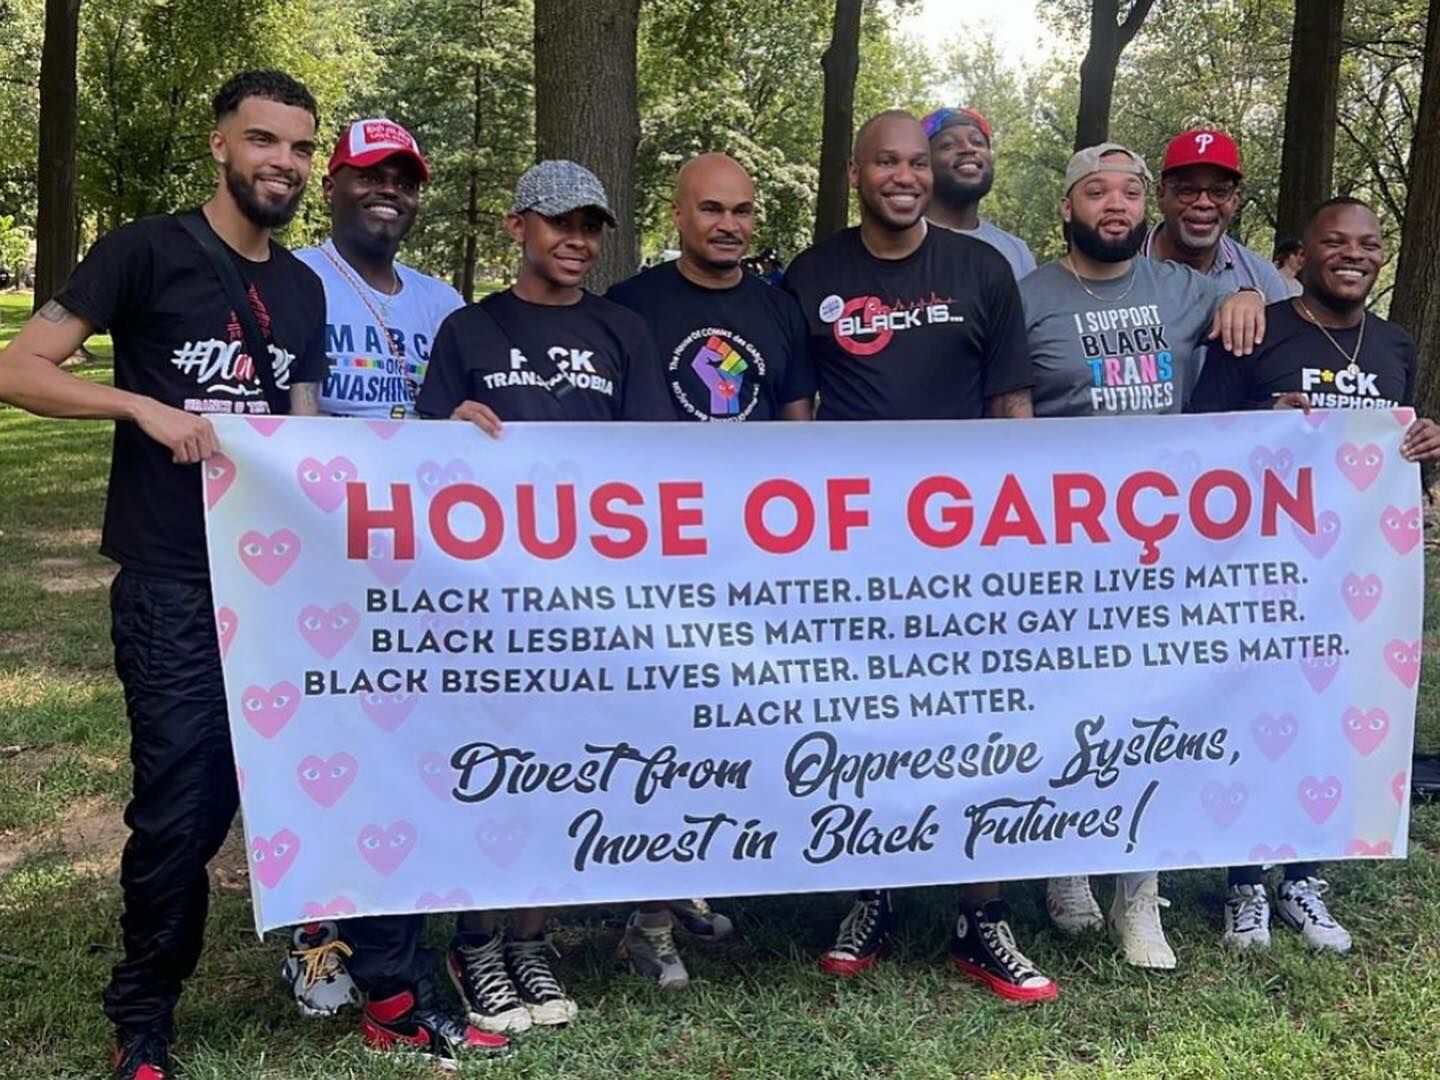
[1143,224,1290,302]
[931,218,1037,282]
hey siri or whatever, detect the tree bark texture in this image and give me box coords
[1275,0,1345,245]
[1073,0,1155,150]
[813,0,862,242]
[33,0,81,310]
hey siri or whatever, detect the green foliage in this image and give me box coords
[0,0,43,226]
[0,214,31,274]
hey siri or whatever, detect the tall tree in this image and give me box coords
[1394,0,1440,416]
[1275,0,1346,243]
[1073,0,1155,150]
[813,0,861,241]
[534,0,640,290]
[32,0,79,309]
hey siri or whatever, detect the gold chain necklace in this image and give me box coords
[1063,256,1138,304]
[1296,298,1365,375]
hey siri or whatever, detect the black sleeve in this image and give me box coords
[415,310,472,419]
[1187,343,1250,413]
[981,259,1033,398]
[291,264,329,385]
[617,315,675,421]
[53,222,154,332]
[778,293,818,405]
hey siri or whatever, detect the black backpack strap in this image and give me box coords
[178,212,289,415]
[480,292,575,401]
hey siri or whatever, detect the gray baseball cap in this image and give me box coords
[1064,142,1153,193]
[511,160,617,226]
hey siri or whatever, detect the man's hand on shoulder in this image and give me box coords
[1209,288,1266,356]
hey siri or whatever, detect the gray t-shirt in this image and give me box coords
[1142,224,1290,302]
[932,218,1037,281]
[1019,258,1221,417]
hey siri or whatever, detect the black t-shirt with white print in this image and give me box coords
[416,289,673,422]
[780,225,1032,421]
[55,212,327,580]
[1189,299,1416,411]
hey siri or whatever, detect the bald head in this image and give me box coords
[852,109,924,163]
[672,152,755,277]
[849,110,931,231]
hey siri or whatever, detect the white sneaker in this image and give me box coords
[619,910,690,990]
[1108,874,1177,969]
[1222,883,1272,950]
[505,935,579,1025]
[1047,876,1105,934]
[282,921,361,1017]
[1277,877,1352,953]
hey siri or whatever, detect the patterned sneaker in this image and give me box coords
[447,933,532,1033]
[619,910,690,990]
[112,1030,169,1080]
[670,898,734,941]
[1277,877,1353,953]
[951,899,1058,1003]
[1046,876,1105,934]
[1221,883,1272,950]
[819,890,893,976]
[1108,873,1177,969]
[505,935,579,1026]
[361,986,509,1069]
[282,921,360,1017]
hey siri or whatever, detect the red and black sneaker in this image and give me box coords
[362,986,509,1069]
[819,890,893,976]
[112,1029,170,1080]
[950,898,1058,1004]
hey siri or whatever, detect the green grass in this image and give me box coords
[1,377,1439,1078]
[0,290,115,362]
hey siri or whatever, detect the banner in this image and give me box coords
[203,411,1422,933]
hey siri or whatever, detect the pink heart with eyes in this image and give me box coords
[528,884,584,904]
[416,459,475,497]
[301,896,357,918]
[297,603,360,659]
[1393,407,1416,426]
[1155,448,1202,480]
[241,681,301,739]
[1383,639,1421,689]
[297,752,359,807]
[1392,771,1409,805]
[366,420,402,440]
[1335,442,1383,491]
[1200,781,1248,828]
[1299,652,1341,694]
[1297,775,1343,824]
[297,456,358,514]
[357,821,417,876]
[1345,838,1393,856]
[417,888,473,910]
[203,453,236,509]
[1248,446,1294,480]
[417,751,452,800]
[1293,510,1341,559]
[476,817,530,868]
[1248,843,1299,862]
[246,417,285,436]
[361,691,418,733]
[1340,573,1383,621]
[1341,706,1391,756]
[250,828,301,889]
[367,534,415,586]
[216,607,238,660]
[238,528,302,585]
[1250,712,1298,762]
[1380,506,1422,555]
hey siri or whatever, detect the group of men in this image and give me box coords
[1,68,1437,1080]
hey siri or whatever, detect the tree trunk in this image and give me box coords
[813,0,862,243]
[1073,0,1155,150]
[1395,0,1440,418]
[1275,0,1345,245]
[33,0,81,310]
[462,56,483,302]
[534,0,639,291]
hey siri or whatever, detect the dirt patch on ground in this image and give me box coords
[32,556,114,594]
[25,526,102,550]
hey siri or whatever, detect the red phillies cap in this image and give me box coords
[328,118,431,183]
[1162,129,1242,178]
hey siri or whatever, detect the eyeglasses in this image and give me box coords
[1168,181,1239,205]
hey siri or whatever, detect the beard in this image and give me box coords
[225,163,305,230]
[1069,216,1148,263]
[858,185,928,231]
[933,164,994,208]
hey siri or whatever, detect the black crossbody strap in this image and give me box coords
[481,292,575,401]
[178,212,289,415]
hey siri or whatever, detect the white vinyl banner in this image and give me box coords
[202,411,1422,933]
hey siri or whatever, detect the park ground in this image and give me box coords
[1,289,1439,1079]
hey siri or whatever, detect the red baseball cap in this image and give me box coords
[1162,129,1242,178]
[328,118,431,183]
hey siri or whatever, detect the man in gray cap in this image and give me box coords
[415,160,671,1031]
[1020,143,1264,970]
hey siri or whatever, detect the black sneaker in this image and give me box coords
[951,899,1058,1003]
[505,935,578,1026]
[112,1030,170,1080]
[447,933,533,1033]
[361,986,509,1069]
[670,898,734,941]
[819,890,893,976]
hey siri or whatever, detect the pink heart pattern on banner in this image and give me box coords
[241,681,301,739]
[417,752,452,800]
[367,534,414,586]
[1250,712,1298,762]
[1293,510,1341,558]
[357,821,417,876]
[297,752,359,807]
[362,691,419,732]
[417,459,475,496]
[1200,781,1248,828]
[1345,838,1393,856]
[203,453,236,509]
[1297,775,1343,824]
[216,607,238,660]
[297,603,360,659]
[1335,442,1383,491]
[301,897,357,918]
[297,456,358,514]
[246,417,285,437]
[1393,771,1409,804]
[1299,653,1341,694]
[1340,573,1383,621]
[1384,639,1421,689]
[1393,407,1417,426]
[1380,505,1422,555]
[366,420,402,440]
[476,817,531,867]
[1248,843,1299,862]
[238,528,302,585]
[1248,445,1294,481]
[251,828,301,888]
[1341,706,1391,756]
[417,889,474,910]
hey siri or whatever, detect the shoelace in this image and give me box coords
[832,897,880,957]
[638,920,681,960]
[459,940,522,1009]
[295,937,353,991]
[1288,879,1339,928]
[415,1004,472,1046]
[1229,889,1268,934]
[979,917,1040,978]
[1051,877,1097,912]
[509,940,565,1001]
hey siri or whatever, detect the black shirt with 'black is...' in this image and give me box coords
[54,212,328,581]
[780,225,1033,421]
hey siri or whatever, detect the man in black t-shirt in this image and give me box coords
[782,110,1054,1005]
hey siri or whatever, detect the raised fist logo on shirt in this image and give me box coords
[692,335,749,416]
